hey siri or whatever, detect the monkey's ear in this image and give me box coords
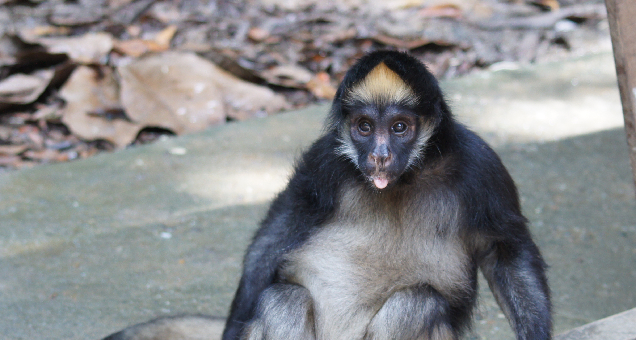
[327,100,346,131]
[431,97,448,125]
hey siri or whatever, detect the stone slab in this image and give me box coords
[556,308,636,340]
[1,52,634,340]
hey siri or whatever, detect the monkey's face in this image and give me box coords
[342,105,425,189]
[337,61,437,190]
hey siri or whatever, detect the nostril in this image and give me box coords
[384,154,392,166]
[369,152,391,167]
[368,153,378,165]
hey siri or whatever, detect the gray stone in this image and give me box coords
[1,52,634,340]
[556,308,636,340]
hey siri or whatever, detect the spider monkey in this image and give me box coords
[104,51,552,340]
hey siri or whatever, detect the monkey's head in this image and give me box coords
[331,51,449,190]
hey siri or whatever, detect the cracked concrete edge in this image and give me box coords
[556,307,636,340]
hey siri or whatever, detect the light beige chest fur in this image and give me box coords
[282,185,471,340]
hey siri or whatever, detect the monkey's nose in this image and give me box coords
[369,145,392,167]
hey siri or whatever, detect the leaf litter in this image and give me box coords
[0,0,609,170]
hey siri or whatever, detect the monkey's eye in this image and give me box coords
[358,121,372,134]
[392,122,408,134]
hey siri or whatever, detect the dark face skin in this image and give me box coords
[348,105,420,189]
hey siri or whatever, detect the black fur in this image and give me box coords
[100,51,550,340]
[222,132,359,340]
[223,51,551,340]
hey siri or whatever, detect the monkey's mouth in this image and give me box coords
[370,174,391,189]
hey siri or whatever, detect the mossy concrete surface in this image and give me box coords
[1,52,635,340]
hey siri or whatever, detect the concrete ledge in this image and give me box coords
[556,308,636,340]
[110,308,636,340]
[2,52,634,340]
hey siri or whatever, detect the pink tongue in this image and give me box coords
[373,177,389,189]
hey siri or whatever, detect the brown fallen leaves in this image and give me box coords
[0,27,291,168]
[59,65,136,148]
[0,70,54,106]
[59,52,288,148]
[0,0,609,170]
[120,51,287,134]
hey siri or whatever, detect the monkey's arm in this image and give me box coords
[222,209,296,340]
[223,135,346,340]
[222,245,276,340]
[457,129,552,339]
[479,237,552,340]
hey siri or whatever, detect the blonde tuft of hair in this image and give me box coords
[345,62,418,106]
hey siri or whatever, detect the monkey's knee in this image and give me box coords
[365,286,457,340]
[242,284,315,340]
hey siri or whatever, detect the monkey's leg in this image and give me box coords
[242,283,315,340]
[364,285,458,340]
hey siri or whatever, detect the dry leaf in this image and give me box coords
[248,27,270,42]
[19,26,72,41]
[0,144,29,156]
[0,155,21,167]
[260,65,314,88]
[114,39,167,58]
[118,51,288,132]
[22,148,62,161]
[146,2,184,23]
[60,65,142,148]
[30,32,114,64]
[114,25,177,57]
[126,25,142,38]
[118,52,226,133]
[0,70,54,105]
[306,72,337,100]
[108,0,135,9]
[371,34,436,50]
[113,39,158,57]
[154,25,178,48]
[531,0,560,11]
[321,27,358,43]
[32,103,63,121]
[419,4,463,19]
